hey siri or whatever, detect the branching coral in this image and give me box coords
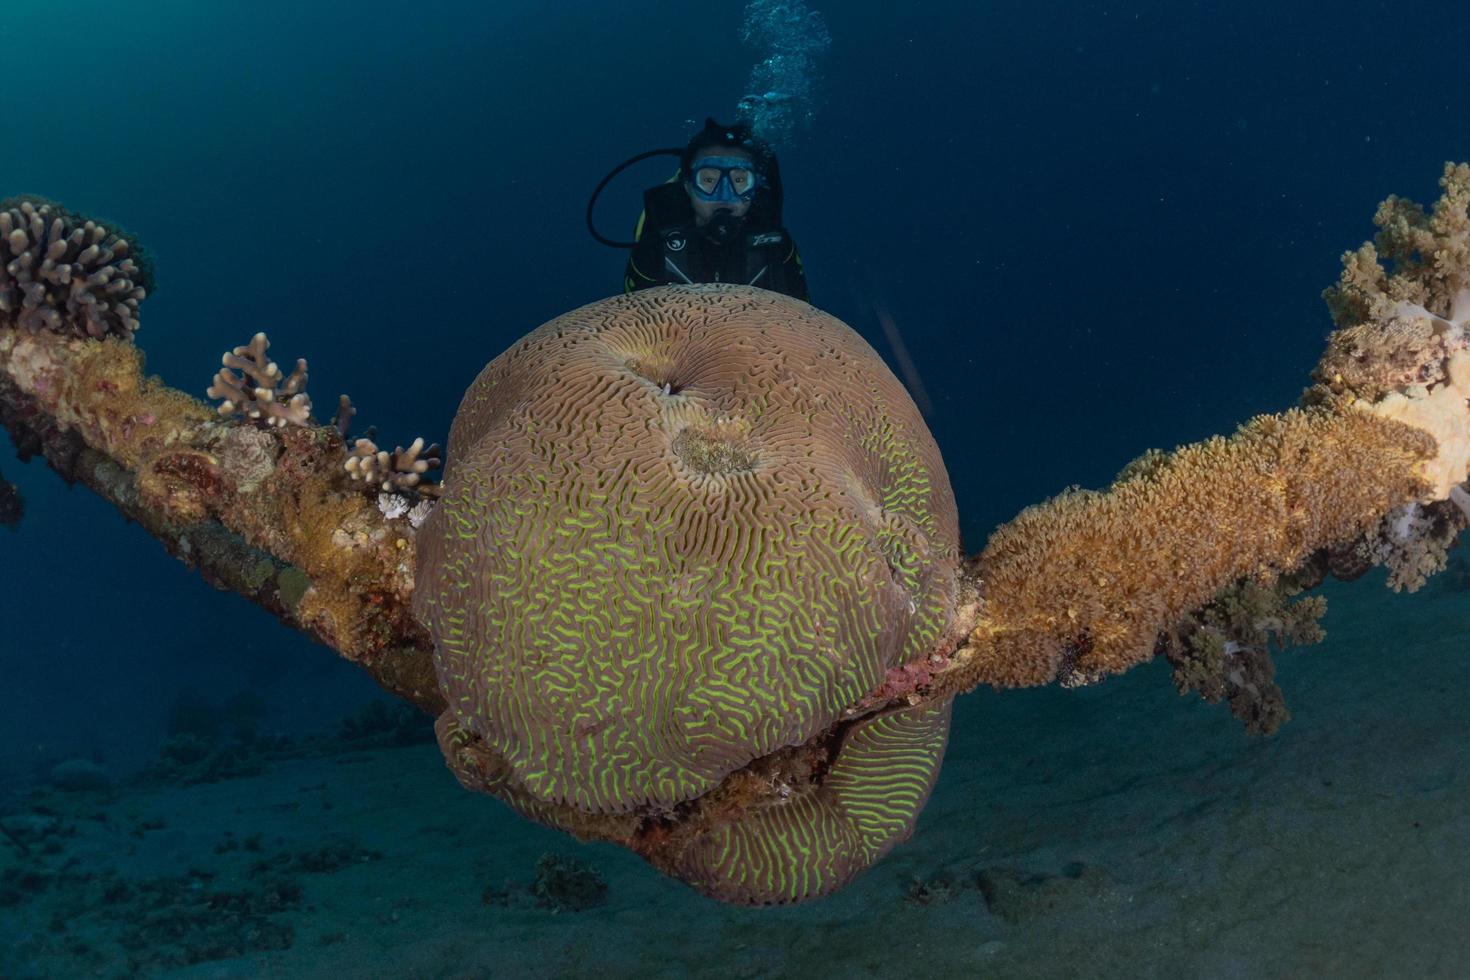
[0,197,151,340]
[206,346,441,495]
[332,394,356,438]
[336,398,443,496]
[345,436,441,492]
[207,333,312,428]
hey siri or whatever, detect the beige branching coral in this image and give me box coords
[0,198,151,340]
[207,332,313,428]
[205,341,441,493]
[344,436,442,492]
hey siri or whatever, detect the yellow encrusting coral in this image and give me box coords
[931,162,1470,701]
[940,408,1433,694]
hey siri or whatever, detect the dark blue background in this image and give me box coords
[3,0,1466,778]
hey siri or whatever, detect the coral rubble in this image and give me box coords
[529,853,609,912]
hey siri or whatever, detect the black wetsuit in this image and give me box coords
[623,183,809,302]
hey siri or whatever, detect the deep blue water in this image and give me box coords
[3,0,1470,962]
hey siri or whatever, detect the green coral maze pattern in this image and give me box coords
[676,698,954,904]
[414,285,959,813]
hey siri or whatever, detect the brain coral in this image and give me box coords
[414,285,960,816]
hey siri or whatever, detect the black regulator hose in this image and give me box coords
[586,148,683,248]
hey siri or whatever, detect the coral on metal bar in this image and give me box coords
[939,406,1433,696]
[5,165,1470,906]
[0,319,440,713]
[937,162,1470,707]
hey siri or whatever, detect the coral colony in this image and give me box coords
[206,330,442,492]
[4,166,1470,904]
[0,198,149,340]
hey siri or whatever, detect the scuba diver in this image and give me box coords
[586,118,810,303]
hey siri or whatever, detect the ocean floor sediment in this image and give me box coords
[2,574,1467,980]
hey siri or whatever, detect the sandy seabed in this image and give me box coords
[2,572,1468,980]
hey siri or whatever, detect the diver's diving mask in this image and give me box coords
[689,156,759,204]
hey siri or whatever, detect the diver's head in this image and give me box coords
[687,144,755,232]
[681,119,773,241]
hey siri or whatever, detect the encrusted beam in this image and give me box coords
[0,326,442,714]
